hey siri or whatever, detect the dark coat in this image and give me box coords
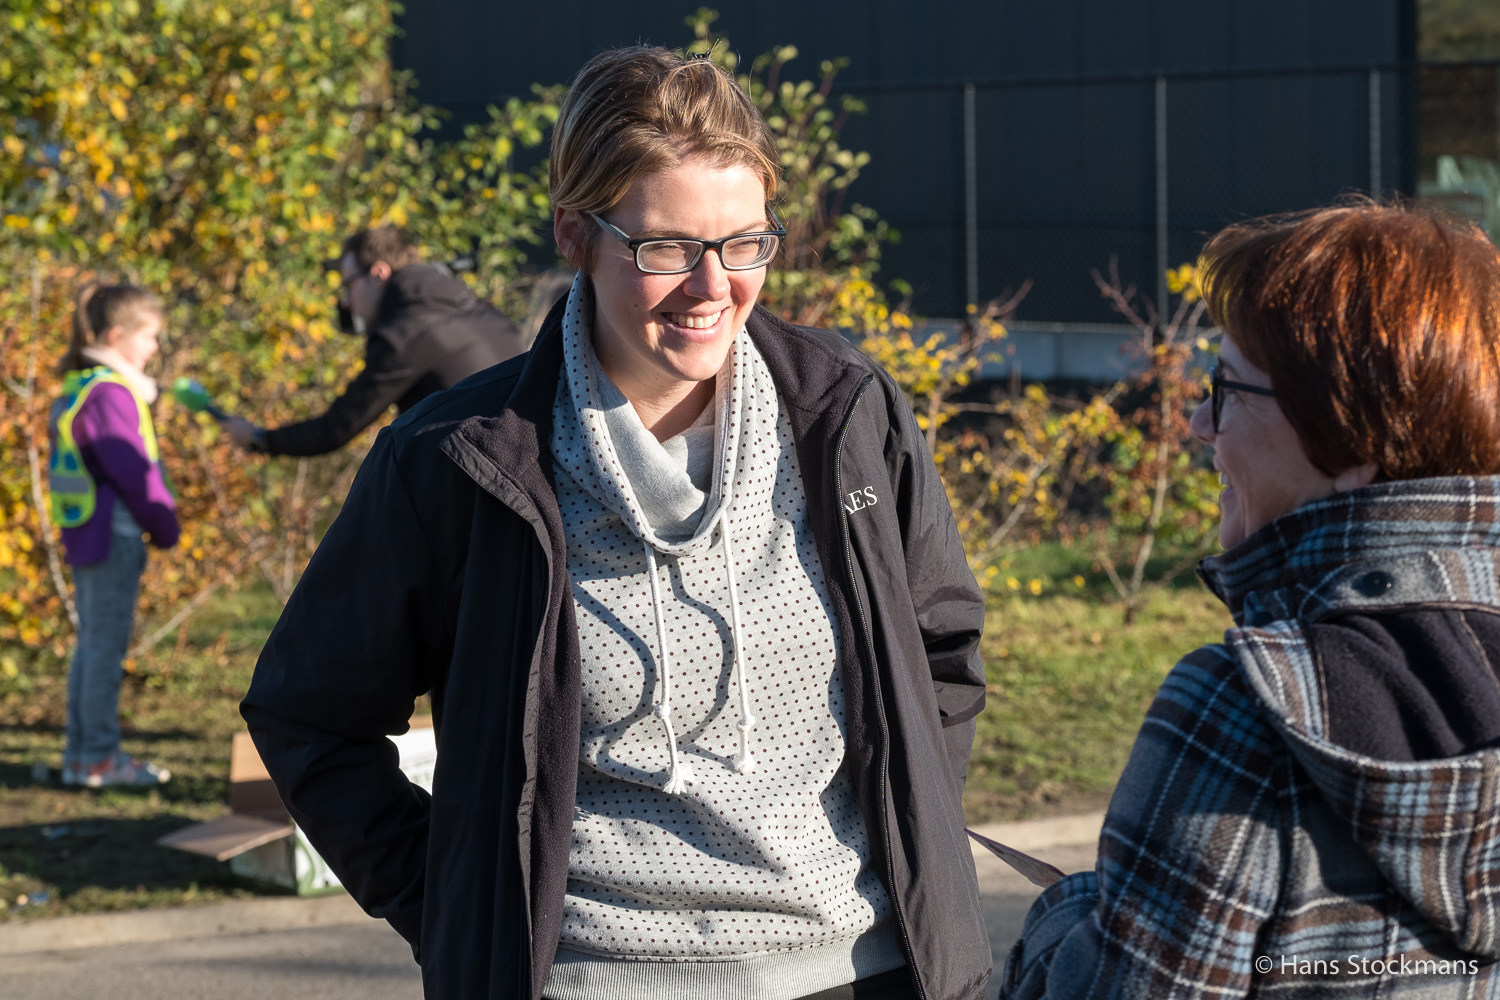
[1001,479,1500,999]
[241,301,992,999]
[261,264,526,456]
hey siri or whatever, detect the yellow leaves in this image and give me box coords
[3,215,30,229]
[0,657,17,680]
[108,98,128,121]
[1166,262,1204,303]
[223,92,238,110]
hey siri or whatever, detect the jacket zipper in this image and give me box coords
[834,374,928,1000]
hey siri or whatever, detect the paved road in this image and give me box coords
[2,921,423,1000]
[1,839,1099,1000]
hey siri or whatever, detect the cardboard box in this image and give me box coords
[157,720,436,896]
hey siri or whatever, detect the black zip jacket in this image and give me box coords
[241,301,992,999]
[261,264,527,456]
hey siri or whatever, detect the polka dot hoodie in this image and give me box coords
[544,275,902,1000]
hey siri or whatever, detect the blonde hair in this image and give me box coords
[60,282,162,373]
[549,46,780,270]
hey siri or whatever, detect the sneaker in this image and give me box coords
[68,753,171,788]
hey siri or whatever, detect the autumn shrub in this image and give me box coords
[0,0,556,687]
[0,0,1217,698]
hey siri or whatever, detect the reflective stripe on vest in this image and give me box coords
[49,367,160,529]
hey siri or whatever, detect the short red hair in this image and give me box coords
[1200,201,1500,480]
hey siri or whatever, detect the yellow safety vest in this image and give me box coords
[49,367,160,529]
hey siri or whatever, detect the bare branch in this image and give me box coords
[1090,258,1151,335]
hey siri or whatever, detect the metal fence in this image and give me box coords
[834,60,1500,354]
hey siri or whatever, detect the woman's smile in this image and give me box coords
[661,307,728,331]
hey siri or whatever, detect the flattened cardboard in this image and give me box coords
[157,812,293,861]
[157,719,436,895]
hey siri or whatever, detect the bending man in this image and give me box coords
[224,226,527,456]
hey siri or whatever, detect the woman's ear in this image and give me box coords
[1333,461,1379,493]
[554,207,588,272]
[103,324,126,348]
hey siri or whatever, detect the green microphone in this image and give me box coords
[171,377,229,420]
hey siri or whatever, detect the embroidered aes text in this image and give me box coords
[844,487,878,514]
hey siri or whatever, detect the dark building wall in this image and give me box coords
[396,1,1412,102]
[394,1,1417,320]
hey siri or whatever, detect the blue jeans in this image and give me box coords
[66,533,146,768]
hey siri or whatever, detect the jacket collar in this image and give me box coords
[442,292,872,509]
[1199,475,1500,627]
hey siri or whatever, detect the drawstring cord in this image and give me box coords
[642,508,757,793]
[718,509,756,773]
[644,542,694,794]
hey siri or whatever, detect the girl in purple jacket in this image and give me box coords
[49,283,178,788]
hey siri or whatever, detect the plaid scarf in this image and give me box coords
[1003,477,1500,999]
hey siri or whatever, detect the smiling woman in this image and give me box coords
[241,45,990,1000]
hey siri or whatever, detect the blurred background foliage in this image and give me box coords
[0,2,1217,691]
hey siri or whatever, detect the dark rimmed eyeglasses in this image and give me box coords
[591,209,787,275]
[1209,362,1277,433]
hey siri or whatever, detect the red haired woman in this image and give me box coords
[1003,202,1500,998]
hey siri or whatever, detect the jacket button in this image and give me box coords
[1354,571,1394,597]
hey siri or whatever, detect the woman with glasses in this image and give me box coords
[243,46,989,1000]
[1001,201,1500,999]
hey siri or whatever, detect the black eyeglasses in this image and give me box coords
[1210,362,1277,433]
[591,209,786,275]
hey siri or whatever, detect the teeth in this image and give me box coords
[1219,473,1229,486]
[666,310,723,329]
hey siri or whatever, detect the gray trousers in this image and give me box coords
[66,532,146,768]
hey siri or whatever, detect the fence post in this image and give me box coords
[1155,75,1168,322]
[964,81,979,312]
[1368,67,1382,196]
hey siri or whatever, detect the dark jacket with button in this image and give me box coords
[241,301,992,999]
[261,264,527,456]
[1003,479,1500,999]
